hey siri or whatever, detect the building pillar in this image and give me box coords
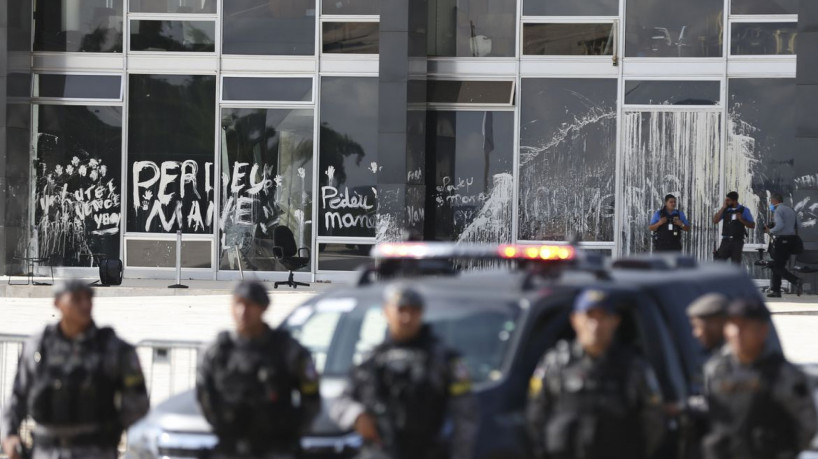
[376,0,427,241]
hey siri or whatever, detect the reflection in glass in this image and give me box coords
[731,23,797,55]
[322,23,379,54]
[36,74,121,99]
[322,0,378,15]
[33,105,122,266]
[519,79,617,242]
[319,77,379,238]
[220,109,314,272]
[317,244,373,271]
[427,81,514,104]
[625,80,721,105]
[626,0,723,57]
[224,0,315,55]
[223,77,313,102]
[727,79,803,243]
[130,20,215,52]
[523,23,614,56]
[126,240,212,268]
[129,0,217,13]
[731,0,798,15]
[128,74,216,234]
[34,0,123,52]
[425,111,514,243]
[428,0,516,57]
[523,0,618,16]
[621,111,722,259]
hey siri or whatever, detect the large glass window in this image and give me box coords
[33,0,123,52]
[730,23,797,55]
[33,105,122,266]
[523,0,618,16]
[129,0,217,14]
[130,20,216,52]
[127,74,216,234]
[223,0,316,55]
[219,108,314,272]
[322,0,378,15]
[727,79,802,244]
[624,80,721,105]
[625,0,723,57]
[425,111,514,243]
[523,23,615,56]
[731,0,798,15]
[318,77,379,238]
[519,79,617,242]
[428,0,516,57]
[322,22,380,54]
[222,78,313,102]
[620,110,722,259]
[35,74,121,100]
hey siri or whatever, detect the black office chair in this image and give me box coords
[793,250,818,295]
[273,226,311,289]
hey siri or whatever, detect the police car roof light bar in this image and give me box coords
[371,242,577,262]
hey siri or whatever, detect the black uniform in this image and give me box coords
[330,325,478,459]
[527,340,665,459]
[652,207,685,252]
[704,349,817,459]
[196,325,321,458]
[1,323,149,459]
[715,205,753,264]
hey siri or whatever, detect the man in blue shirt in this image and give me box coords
[764,193,803,298]
[649,194,691,252]
[713,191,755,264]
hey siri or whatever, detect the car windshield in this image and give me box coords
[284,294,521,385]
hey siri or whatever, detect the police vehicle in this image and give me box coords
[125,242,789,459]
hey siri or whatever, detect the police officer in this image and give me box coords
[196,281,321,459]
[687,293,728,358]
[650,194,691,252]
[704,298,817,459]
[330,284,478,459]
[764,193,803,298]
[1,279,149,459]
[713,191,756,264]
[527,288,665,459]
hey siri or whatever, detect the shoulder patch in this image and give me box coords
[448,357,472,397]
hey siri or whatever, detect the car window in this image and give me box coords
[287,307,344,374]
[285,296,521,385]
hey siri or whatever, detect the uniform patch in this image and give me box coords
[449,358,472,396]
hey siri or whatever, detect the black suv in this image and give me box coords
[125,243,782,459]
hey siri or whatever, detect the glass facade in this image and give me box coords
[8,0,801,279]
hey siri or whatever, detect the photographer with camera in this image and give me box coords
[713,191,755,264]
[649,194,690,252]
[764,193,803,298]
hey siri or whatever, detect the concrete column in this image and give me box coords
[376,0,428,241]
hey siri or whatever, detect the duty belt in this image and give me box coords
[32,423,111,448]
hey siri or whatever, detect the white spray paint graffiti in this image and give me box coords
[620,111,722,260]
[519,106,617,242]
[132,160,215,233]
[320,165,377,232]
[35,154,121,264]
[458,173,513,243]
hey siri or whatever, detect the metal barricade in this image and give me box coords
[135,339,205,406]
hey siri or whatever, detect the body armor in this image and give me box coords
[653,208,683,251]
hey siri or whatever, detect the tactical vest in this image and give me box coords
[543,345,644,459]
[722,206,748,240]
[652,208,682,251]
[28,326,120,436]
[210,329,300,450]
[365,339,450,457]
[708,354,797,458]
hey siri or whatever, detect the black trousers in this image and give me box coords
[770,236,800,293]
[715,238,744,264]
